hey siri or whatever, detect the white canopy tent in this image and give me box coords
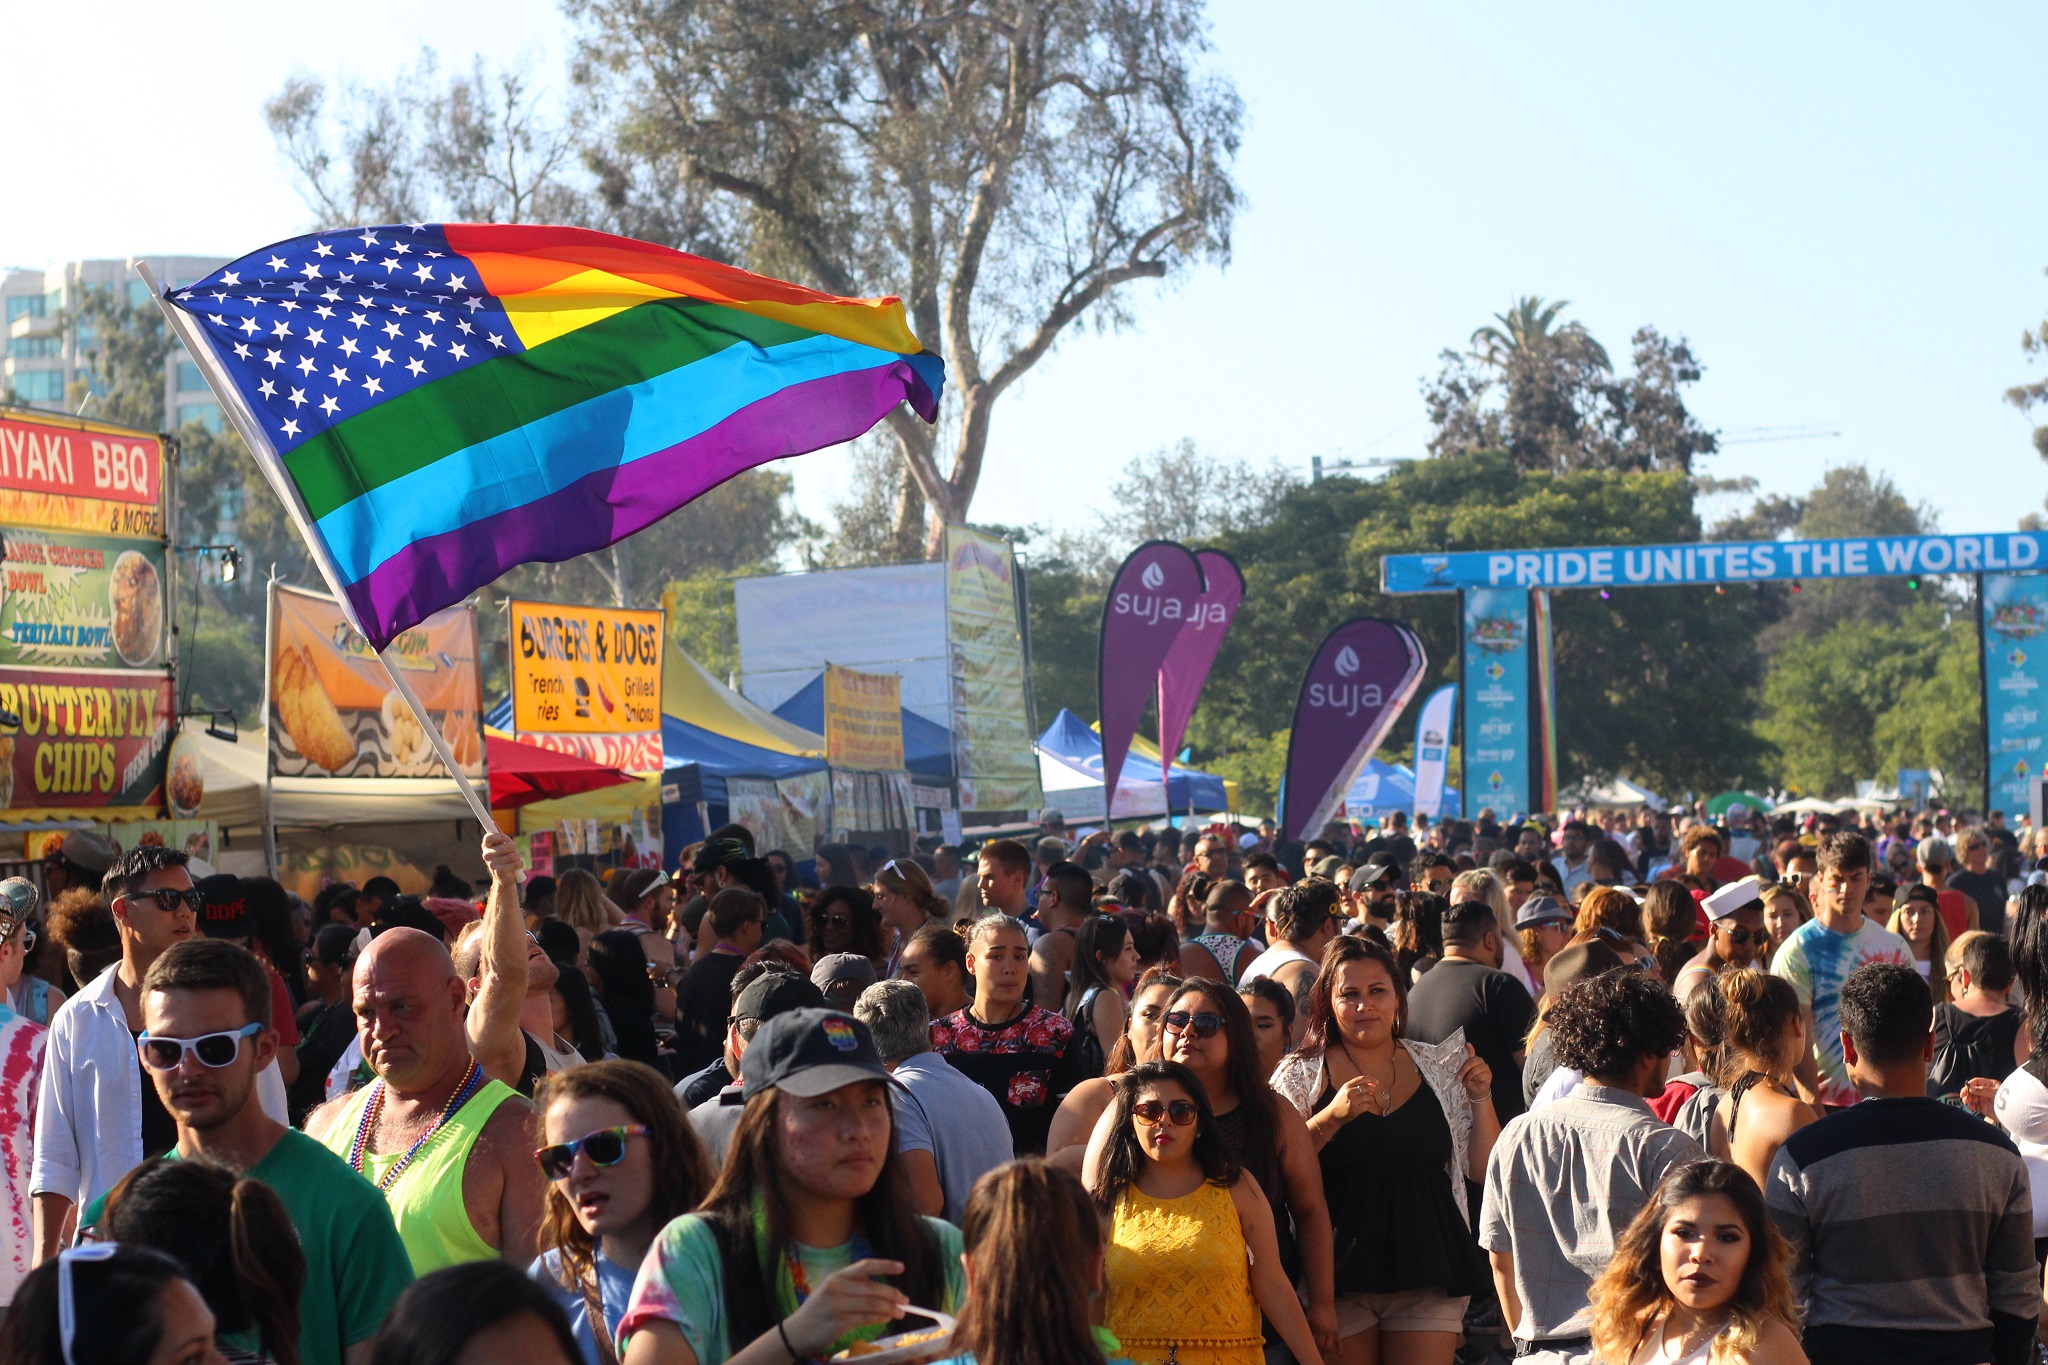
[1557,776,1667,811]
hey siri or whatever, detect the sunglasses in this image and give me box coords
[1132,1098,1199,1127]
[0,920,33,953]
[138,1022,263,1071]
[534,1124,650,1181]
[822,913,852,929]
[1720,926,1769,947]
[120,887,206,914]
[1163,1010,1225,1038]
[59,1242,119,1365]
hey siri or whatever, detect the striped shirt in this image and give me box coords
[1766,1097,2037,1365]
[1478,1085,1701,1342]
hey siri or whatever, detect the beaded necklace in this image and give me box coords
[753,1189,883,1359]
[347,1059,486,1192]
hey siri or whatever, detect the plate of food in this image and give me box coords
[827,1308,955,1363]
[109,550,163,665]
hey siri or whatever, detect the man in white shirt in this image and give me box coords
[1553,821,1594,901]
[30,843,285,1261]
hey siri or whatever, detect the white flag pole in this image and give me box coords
[136,260,499,833]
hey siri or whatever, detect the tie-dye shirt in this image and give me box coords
[0,1001,48,1306]
[1771,916,1910,1108]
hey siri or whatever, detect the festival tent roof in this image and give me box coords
[1036,709,1229,821]
[663,641,824,757]
[189,724,477,830]
[659,715,826,805]
[486,734,635,810]
[769,672,954,780]
[1557,776,1666,811]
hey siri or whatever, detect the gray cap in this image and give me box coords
[811,952,879,992]
[1917,836,1952,869]
[1513,894,1572,929]
[51,830,117,875]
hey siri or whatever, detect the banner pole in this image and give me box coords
[136,261,499,834]
[1975,572,1990,821]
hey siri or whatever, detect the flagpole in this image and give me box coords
[137,261,500,833]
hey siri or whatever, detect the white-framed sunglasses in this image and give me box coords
[137,1022,263,1071]
[59,1241,120,1365]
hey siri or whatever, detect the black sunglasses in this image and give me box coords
[533,1125,650,1181]
[122,887,206,914]
[1163,1010,1225,1038]
[1720,926,1769,947]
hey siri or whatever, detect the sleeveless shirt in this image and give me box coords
[320,1075,519,1275]
[1104,1180,1264,1365]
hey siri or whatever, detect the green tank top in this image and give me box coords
[321,1075,518,1275]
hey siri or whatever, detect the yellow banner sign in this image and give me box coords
[824,663,905,772]
[510,599,663,744]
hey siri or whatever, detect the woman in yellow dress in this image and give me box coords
[1087,1060,1328,1365]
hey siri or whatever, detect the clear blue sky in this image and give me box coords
[11,3,2046,542]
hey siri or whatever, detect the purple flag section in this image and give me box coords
[1099,541,1207,816]
[1157,549,1244,784]
[1280,618,1429,840]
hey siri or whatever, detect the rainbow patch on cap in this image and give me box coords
[821,1017,858,1053]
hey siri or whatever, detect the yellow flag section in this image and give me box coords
[510,598,664,770]
[944,526,1041,811]
[823,664,905,771]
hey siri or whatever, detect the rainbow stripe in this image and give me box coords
[171,224,942,648]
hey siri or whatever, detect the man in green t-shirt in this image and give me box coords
[122,938,414,1365]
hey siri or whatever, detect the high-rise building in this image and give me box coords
[2,255,228,432]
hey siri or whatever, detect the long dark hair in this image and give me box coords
[806,886,886,963]
[1106,967,1183,1075]
[370,1261,581,1365]
[1108,868,1162,914]
[1065,915,1131,1015]
[1163,979,1281,1190]
[1589,1159,1799,1364]
[953,1160,1107,1365]
[0,1243,195,1365]
[1089,1060,1239,1212]
[698,1083,944,1350]
[1391,890,1446,977]
[1299,933,1407,1055]
[103,1157,306,1365]
[587,928,662,1068]
[533,1061,713,1298]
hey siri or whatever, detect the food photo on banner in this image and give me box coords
[266,582,485,780]
[509,598,665,772]
[1279,618,1428,840]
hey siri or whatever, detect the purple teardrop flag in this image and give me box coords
[1099,542,1207,816]
[1280,618,1429,840]
[1158,550,1244,783]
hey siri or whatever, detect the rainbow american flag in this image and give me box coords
[165,224,943,648]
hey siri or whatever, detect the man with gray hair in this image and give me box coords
[855,979,1012,1223]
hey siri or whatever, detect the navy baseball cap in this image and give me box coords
[740,1008,894,1100]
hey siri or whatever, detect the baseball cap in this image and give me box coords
[741,1008,894,1100]
[52,830,117,875]
[732,969,826,1024]
[1513,894,1573,930]
[0,877,39,929]
[1702,876,1766,922]
[1543,939,1625,998]
[1311,855,1344,880]
[196,873,250,939]
[811,952,879,993]
[1347,863,1398,893]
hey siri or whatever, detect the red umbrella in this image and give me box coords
[486,734,637,810]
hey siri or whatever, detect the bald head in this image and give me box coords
[352,926,467,1093]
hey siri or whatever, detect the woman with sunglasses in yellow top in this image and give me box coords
[1087,1060,1326,1365]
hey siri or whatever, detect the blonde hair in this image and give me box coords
[1765,882,1812,928]
[1449,868,1506,920]
[554,868,614,934]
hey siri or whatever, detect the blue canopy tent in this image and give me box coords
[1343,757,1462,821]
[769,673,955,780]
[1036,708,1229,821]
[657,716,829,849]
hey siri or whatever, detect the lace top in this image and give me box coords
[1103,1179,1264,1363]
[1270,1028,1476,1229]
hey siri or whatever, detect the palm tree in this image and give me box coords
[1469,296,1609,373]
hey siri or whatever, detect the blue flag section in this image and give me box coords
[1461,588,1532,819]
[1385,531,2047,594]
[1983,571,2048,825]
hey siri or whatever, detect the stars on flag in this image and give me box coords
[169,224,526,452]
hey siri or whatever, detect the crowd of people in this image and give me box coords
[0,798,2045,1364]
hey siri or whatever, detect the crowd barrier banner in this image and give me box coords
[945,526,1042,811]
[1386,531,2047,593]
[823,663,905,771]
[1280,619,1427,840]
[1158,549,1243,789]
[1411,684,1456,820]
[1461,588,1533,819]
[267,583,485,781]
[1982,571,2048,824]
[1098,541,1206,819]
[510,598,664,772]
